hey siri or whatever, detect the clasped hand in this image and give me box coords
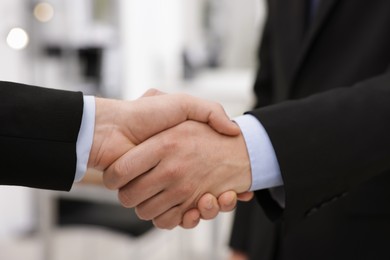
[87,89,253,229]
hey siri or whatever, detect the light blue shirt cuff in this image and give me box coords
[234,114,283,191]
[75,96,95,182]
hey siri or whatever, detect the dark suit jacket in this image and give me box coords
[233,1,390,259]
[0,81,83,191]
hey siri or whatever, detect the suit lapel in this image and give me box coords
[289,0,339,87]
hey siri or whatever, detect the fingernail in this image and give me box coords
[228,196,235,206]
[206,198,213,210]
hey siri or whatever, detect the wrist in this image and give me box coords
[87,98,134,170]
[234,132,253,192]
[87,97,112,170]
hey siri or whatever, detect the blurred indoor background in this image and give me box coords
[0,0,265,259]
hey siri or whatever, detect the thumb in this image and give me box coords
[183,95,241,136]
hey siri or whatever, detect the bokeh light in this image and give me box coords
[34,2,55,23]
[6,28,29,50]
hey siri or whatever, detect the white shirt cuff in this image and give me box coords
[75,96,95,182]
[234,114,283,191]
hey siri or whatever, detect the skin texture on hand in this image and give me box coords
[88,91,240,171]
[88,90,244,228]
[104,120,252,229]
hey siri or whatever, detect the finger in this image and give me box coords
[218,191,238,212]
[117,178,163,209]
[103,139,161,190]
[237,192,254,201]
[180,209,201,229]
[134,187,185,220]
[151,206,183,230]
[197,193,220,220]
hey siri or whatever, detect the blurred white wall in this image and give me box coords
[119,0,184,100]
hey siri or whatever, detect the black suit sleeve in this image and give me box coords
[0,81,84,191]
[250,72,390,231]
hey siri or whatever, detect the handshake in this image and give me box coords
[88,89,253,229]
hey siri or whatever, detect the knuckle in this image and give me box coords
[214,101,223,111]
[160,164,182,183]
[179,182,196,198]
[145,88,157,95]
[118,189,135,208]
[168,183,190,199]
[112,161,128,179]
[210,102,226,122]
[160,138,178,153]
[153,209,181,230]
[176,94,190,116]
[209,101,222,113]
[134,205,153,221]
[166,166,180,180]
[109,160,136,188]
[102,173,117,190]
